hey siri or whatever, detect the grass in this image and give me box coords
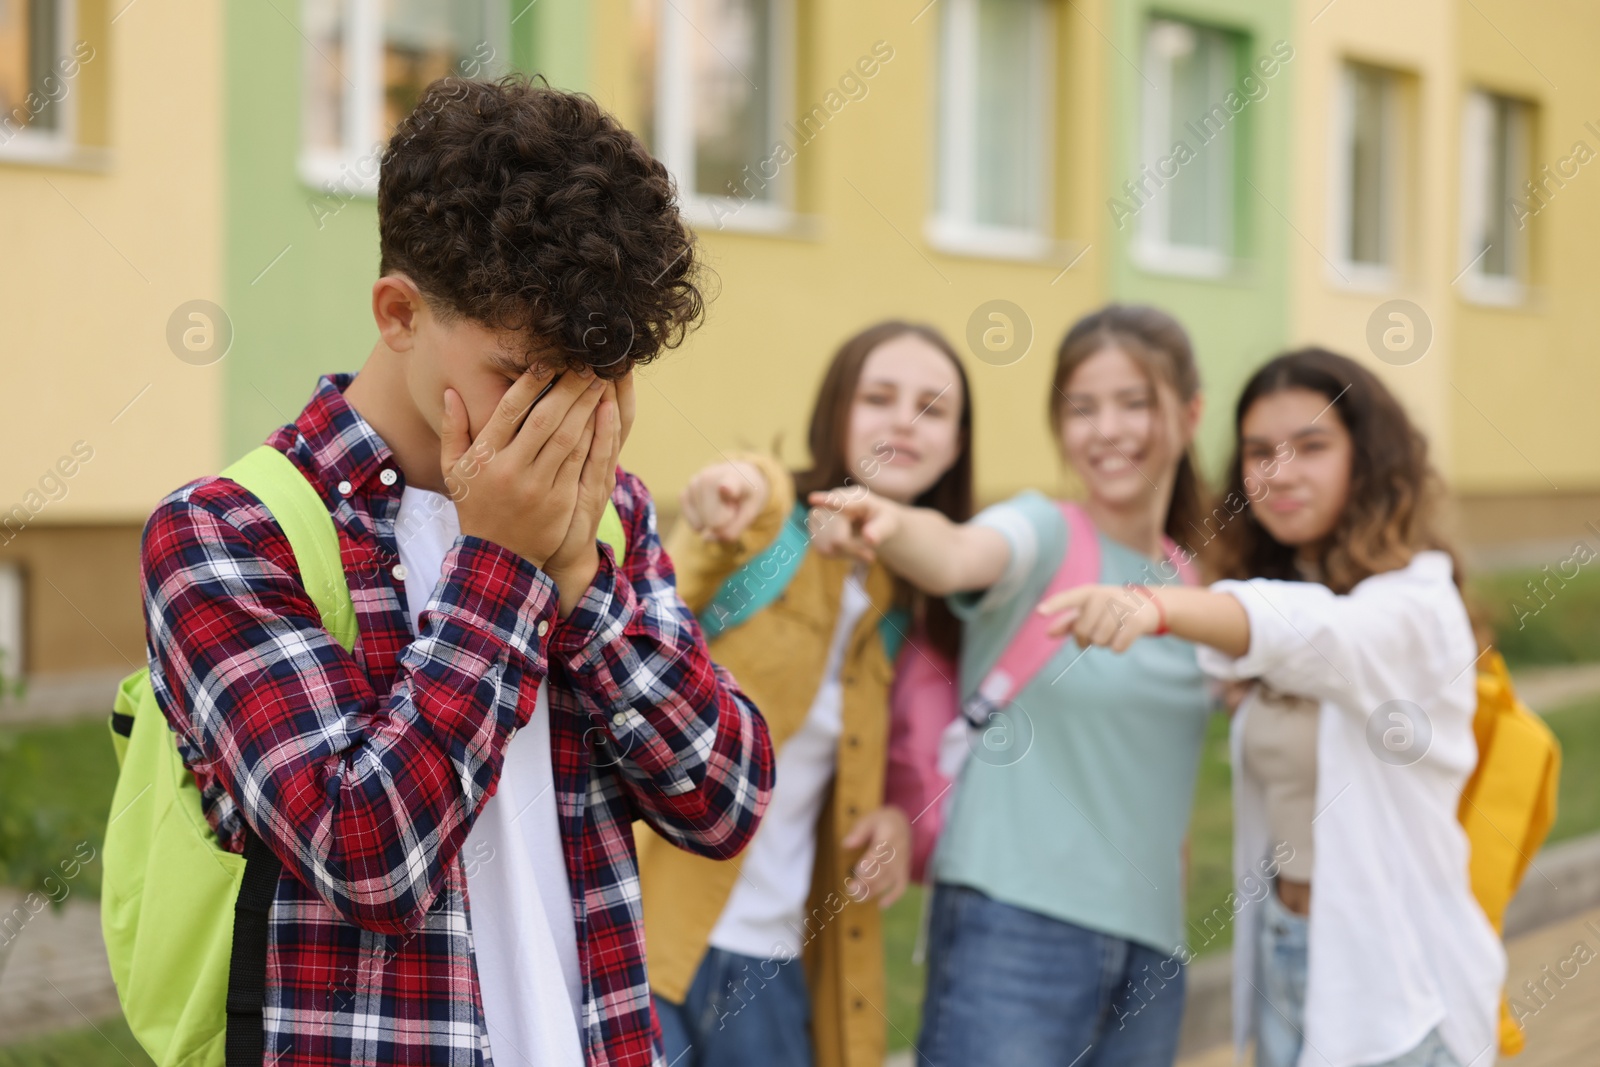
[1471,564,1600,668]
[0,717,117,900]
[0,1017,154,1067]
[1543,694,1600,847]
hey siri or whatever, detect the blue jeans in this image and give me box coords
[654,945,812,1067]
[1255,885,1460,1067]
[916,883,1187,1067]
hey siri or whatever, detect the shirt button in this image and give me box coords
[337,480,353,496]
[612,712,628,727]
[379,469,398,486]
[536,620,549,637]
[391,564,408,581]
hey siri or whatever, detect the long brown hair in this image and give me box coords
[1213,348,1467,598]
[1048,304,1209,558]
[791,321,975,661]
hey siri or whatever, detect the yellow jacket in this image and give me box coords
[637,451,898,1067]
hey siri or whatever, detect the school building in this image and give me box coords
[0,0,1591,681]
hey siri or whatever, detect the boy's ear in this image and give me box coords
[372,274,425,351]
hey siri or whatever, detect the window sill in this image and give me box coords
[1130,241,1234,280]
[683,198,820,240]
[1324,261,1397,293]
[299,153,381,201]
[1457,275,1532,309]
[0,143,111,173]
[925,219,1070,264]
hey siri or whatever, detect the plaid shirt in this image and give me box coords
[141,373,774,1067]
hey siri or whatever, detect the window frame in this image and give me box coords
[1458,87,1531,306]
[0,562,23,683]
[1131,16,1240,279]
[0,0,80,164]
[926,0,1057,262]
[298,0,510,197]
[1328,60,1403,290]
[645,0,796,234]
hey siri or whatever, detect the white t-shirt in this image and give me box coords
[708,569,872,959]
[395,486,584,1066]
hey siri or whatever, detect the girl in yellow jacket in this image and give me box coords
[638,320,974,1067]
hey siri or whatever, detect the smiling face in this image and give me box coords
[845,332,966,505]
[1239,387,1353,549]
[1056,345,1197,509]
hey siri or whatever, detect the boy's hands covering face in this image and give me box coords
[440,365,605,572]
[542,373,636,610]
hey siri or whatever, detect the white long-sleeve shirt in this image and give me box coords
[1197,551,1505,1067]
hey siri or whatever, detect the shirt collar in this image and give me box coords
[289,373,402,500]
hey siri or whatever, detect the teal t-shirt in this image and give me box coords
[932,490,1213,955]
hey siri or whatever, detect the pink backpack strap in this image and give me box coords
[960,502,1197,726]
[961,502,1099,725]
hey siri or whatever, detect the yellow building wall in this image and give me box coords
[588,0,1110,510]
[0,0,222,672]
[1453,0,1598,499]
[0,0,223,524]
[1286,0,1460,471]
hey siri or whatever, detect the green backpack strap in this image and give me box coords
[696,501,906,658]
[698,503,810,640]
[102,445,357,1067]
[223,446,357,651]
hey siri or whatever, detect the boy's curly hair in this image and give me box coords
[378,75,705,374]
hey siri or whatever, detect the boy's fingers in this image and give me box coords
[479,366,551,454]
[529,375,605,481]
[506,369,597,466]
[439,389,470,471]
[577,401,617,511]
[614,371,636,449]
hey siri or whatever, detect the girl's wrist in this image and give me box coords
[1129,584,1169,635]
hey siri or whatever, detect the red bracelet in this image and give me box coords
[1130,584,1169,635]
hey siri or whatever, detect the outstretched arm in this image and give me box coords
[1039,584,1251,656]
[806,487,1010,596]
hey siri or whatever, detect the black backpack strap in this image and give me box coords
[225,823,283,1067]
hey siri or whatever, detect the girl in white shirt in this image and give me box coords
[1039,348,1505,1067]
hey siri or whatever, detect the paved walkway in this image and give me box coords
[5,895,1600,1061]
[0,892,121,1045]
[1177,903,1600,1066]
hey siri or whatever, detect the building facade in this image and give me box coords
[0,0,1590,678]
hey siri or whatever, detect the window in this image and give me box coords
[635,0,792,231]
[1135,18,1239,275]
[1460,89,1531,301]
[1332,62,1401,283]
[301,0,509,194]
[0,0,79,161]
[929,0,1055,259]
[0,563,21,684]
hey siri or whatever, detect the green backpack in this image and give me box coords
[102,444,628,1067]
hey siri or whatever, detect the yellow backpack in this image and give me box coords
[1458,651,1562,1056]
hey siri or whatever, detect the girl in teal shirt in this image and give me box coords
[811,305,1215,1066]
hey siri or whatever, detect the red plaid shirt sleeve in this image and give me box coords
[142,476,563,935]
[548,470,774,858]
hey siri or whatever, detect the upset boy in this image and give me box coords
[140,78,774,1066]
